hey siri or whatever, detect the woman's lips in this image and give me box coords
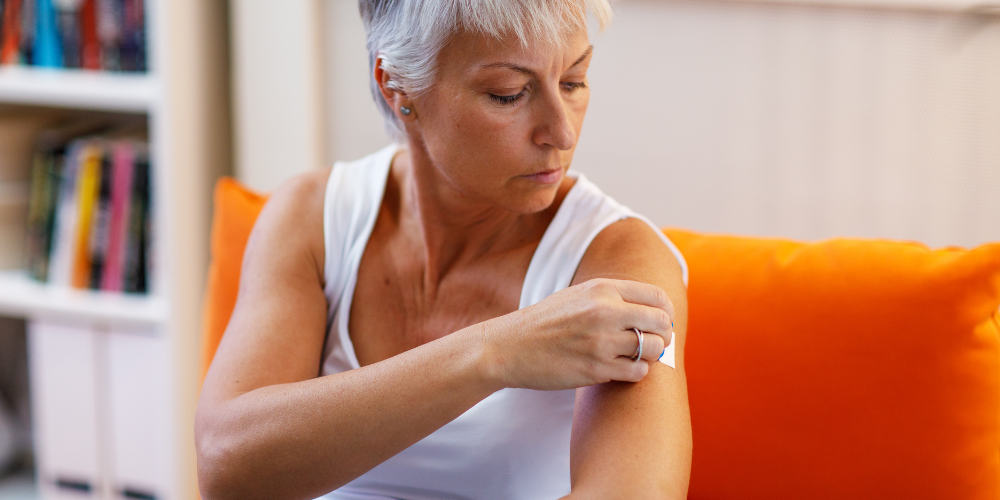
[522,168,563,185]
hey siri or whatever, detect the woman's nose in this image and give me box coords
[532,91,576,151]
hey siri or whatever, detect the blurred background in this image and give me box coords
[0,0,998,499]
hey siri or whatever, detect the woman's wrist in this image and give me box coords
[462,314,517,393]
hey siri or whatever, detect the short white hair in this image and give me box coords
[359,0,613,141]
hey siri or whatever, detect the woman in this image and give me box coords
[196,1,692,499]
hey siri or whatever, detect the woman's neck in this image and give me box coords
[390,146,565,290]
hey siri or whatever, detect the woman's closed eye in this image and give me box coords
[489,89,527,105]
[489,81,587,106]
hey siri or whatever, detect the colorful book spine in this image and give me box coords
[53,0,80,68]
[47,140,83,287]
[95,0,116,70]
[100,141,132,292]
[69,143,101,289]
[88,143,111,289]
[1,0,23,64]
[33,0,61,67]
[25,150,61,281]
[122,151,147,294]
[2,0,143,71]
[119,0,141,71]
[17,0,32,62]
[77,0,97,69]
[28,133,152,295]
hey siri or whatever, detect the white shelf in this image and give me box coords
[0,67,158,113]
[0,270,167,327]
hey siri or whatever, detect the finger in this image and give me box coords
[611,280,669,309]
[662,295,676,327]
[609,280,675,328]
[640,330,665,362]
[607,356,649,383]
[617,302,672,337]
[613,329,665,362]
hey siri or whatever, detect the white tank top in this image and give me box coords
[316,145,688,500]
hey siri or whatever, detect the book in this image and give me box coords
[47,139,83,286]
[53,0,80,68]
[0,0,143,71]
[17,0,32,63]
[95,0,117,70]
[78,0,97,69]
[100,140,132,291]
[25,148,61,281]
[87,142,111,289]
[122,148,147,294]
[70,143,101,289]
[28,128,151,294]
[1,0,22,64]
[33,0,62,67]
[118,0,140,71]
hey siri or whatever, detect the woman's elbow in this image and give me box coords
[195,409,253,500]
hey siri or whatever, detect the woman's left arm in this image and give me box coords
[565,218,692,500]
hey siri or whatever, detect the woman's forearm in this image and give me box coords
[196,323,499,500]
[197,278,675,500]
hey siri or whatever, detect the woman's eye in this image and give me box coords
[489,90,526,105]
[562,81,587,92]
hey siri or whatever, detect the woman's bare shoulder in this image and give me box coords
[259,168,332,225]
[201,168,335,413]
[245,168,333,285]
[572,218,684,289]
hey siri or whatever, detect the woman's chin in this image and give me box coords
[499,186,563,215]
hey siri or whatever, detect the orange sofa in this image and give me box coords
[202,178,1000,499]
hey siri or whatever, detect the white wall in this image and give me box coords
[299,0,1000,248]
[230,0,327,192]
[324,0,394,163]
[575,0,1000,248]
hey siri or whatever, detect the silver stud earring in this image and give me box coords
[400,106,412,116]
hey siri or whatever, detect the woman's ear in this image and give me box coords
[375,57,417,122]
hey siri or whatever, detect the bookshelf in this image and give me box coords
[0,1,231,500]
[0,67,158,113]
[0,271,168,327]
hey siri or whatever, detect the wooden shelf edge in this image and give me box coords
[0,67,158,113]
[0,270,168,327]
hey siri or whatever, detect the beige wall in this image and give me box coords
[234,0,1000,248]
[230,0,327,191]
[577,0,1000,248]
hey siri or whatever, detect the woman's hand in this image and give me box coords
[483,278,675,390]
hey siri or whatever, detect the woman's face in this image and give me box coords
[406,27,593,214]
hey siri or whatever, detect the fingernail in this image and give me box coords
[658,348,666,360]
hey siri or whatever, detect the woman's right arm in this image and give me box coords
[195,170,675,500]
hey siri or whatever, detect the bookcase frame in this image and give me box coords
[0,0,231,499]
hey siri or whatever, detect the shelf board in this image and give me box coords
[0,270,167,327]
[0,67,158,113]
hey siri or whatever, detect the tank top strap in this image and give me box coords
[519,171,688,311]
[322,144,398,325]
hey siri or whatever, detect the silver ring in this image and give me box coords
[631,328,644,361]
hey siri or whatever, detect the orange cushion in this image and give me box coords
[201,177,267,380]
[202,179,1000,498]
[664,229,1000,500]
